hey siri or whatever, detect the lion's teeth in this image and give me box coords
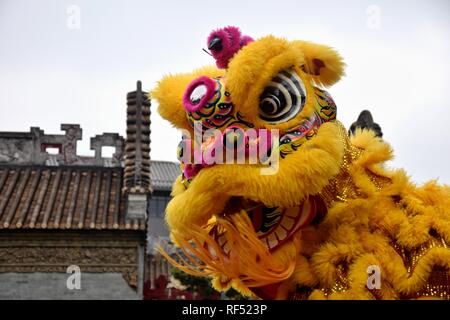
[217,233,226,246]
[280,215,295,230]
[222,241,231,255]
[266,233,278,250]
[297,199,312,227]
[275,227,288,241]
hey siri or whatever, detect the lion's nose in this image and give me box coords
[182,76,216,112]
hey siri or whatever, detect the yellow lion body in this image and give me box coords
[152,29,450,299]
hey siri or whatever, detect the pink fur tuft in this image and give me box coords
[239,35,254,46]
[207,26,254,69]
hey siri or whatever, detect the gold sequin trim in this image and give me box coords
[393,236,450,299]
[321,264,350,297]
[319,121,362,207]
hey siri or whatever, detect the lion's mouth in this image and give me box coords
[209,196,318,254]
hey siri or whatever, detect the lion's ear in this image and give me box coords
[292,41,345,87]
[151,66,224,130]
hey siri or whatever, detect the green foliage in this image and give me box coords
[171,268,217,298]
[170,268,246,300]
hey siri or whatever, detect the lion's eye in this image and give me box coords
[259,69,306,124]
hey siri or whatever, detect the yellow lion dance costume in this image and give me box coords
[152,27,450,300]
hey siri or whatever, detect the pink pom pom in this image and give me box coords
[207,26,254,69]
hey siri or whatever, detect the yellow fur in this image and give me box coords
[291,40,346,87]
[226,37,344,130]
[298,128,450,299]
[153,31,450,299]
[159,211,299,297]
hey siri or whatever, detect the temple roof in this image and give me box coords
[0,82,180,232]
[0,165,141,230]
[0,161,179,230]
[150,161,179,191]
[0,160,179,231]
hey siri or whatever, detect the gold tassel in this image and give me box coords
[157,210,298,290]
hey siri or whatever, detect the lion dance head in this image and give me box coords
[152,26,347,299]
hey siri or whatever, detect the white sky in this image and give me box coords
[0,0,449,184]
